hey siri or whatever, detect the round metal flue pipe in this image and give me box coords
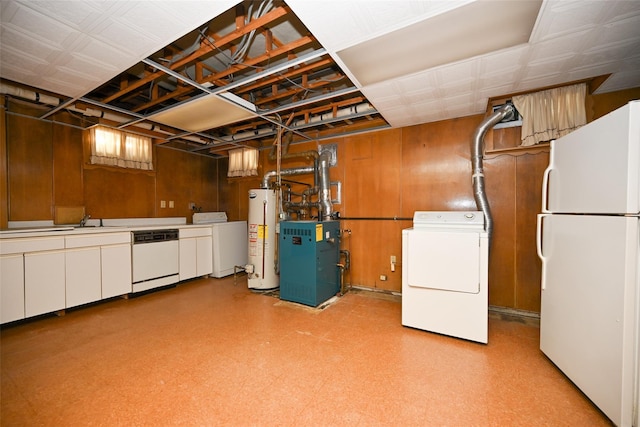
[471,104,515,242]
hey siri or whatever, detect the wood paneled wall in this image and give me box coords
[218,115,544,307]
[6,105,54,220]
[2,100,219,225]
[1,97,9,227]
[3,87,638,312]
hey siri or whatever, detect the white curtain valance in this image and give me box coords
[228,147,258,177]
[512,83,587,146]
[89,126,153,170]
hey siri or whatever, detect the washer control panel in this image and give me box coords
[412,211,485,230]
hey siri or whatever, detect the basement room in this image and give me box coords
[1,0,640,425]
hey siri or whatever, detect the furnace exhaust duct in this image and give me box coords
[471,104,515,241]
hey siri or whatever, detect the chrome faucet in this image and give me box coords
[80,214,91,227]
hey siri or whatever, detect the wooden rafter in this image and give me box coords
[253,73,343,106]
[234,58,332,95]
[101,5,289,104]
[130,35,315,113]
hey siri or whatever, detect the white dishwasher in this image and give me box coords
[402,211,489,343]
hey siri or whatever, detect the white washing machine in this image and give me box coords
[402,211,489,344]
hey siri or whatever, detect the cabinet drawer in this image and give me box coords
[65,232,131,248]
[0,236,65,255]
[180,227,212,238]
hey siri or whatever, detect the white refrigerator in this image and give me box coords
[536,101,639,427]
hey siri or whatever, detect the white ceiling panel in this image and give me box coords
[287,0,472,52]
[1,0,639,141]
[597,62,640,93]
[336,0,541,86]
[352,0,640,128]
[0,0,240,98]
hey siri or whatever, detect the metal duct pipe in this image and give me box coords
[220,103,377,144]
[261,166,315,189]
[318,150,333,221]
[291,103,374,128]
[0,83,61,106]
[471,104,515,241]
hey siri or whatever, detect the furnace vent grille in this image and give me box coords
[282,227,313,236]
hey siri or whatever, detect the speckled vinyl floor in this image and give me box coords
[1,276,612,426]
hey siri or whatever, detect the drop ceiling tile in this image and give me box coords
[598,14,640,45]
[0,25,61,60]
[149,93,257,133]
[530,0,605,42]
[41,74,96,96]
[394,71,439,95]
[5,2,78,49]
[359,83,401,103]
[14,0,106,31]
[287,0,471,51]
[337,1,541,87]
[89,17,156,57]
[0,47,43,78]
[595,61,640,93]
[479,44,531,72]
[434,59,479,87]
[49,66,104,88]
[528,31,590,62]
[159,1,241,26]
[525,54,577,78]
[478,68,522,89]
[576,41,637,68]
[70,37,132,71]
[515,73,568,92]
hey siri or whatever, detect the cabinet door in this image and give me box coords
[24,250,65,317]
[101,244,132,298]
[65,247,102,308]
[179,238,197,281]
[1,254,25,323]
[196,236,213,276]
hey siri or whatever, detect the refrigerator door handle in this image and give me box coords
[541,139,556,214]
[541,163,553,214]
[536,214,549,290]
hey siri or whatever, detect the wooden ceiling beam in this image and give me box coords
[200,35,315,86]
[253,72,342,106]
[131,36,315,113]
[101,5,289,104]
[235,57,333,95]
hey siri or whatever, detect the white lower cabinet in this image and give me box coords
[0,254,25,323]
[179,227,213,280]
[65,247,102,308]
[179,238,197,280]
[101,244,132,298]
[196,236,213,276]
[24,250,66,317]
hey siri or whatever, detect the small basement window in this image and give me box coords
[89,125,153,170]
[228,147,258,177]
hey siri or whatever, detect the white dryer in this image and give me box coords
[402,211,489,343]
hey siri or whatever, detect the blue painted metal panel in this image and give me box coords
[279,220,340,307]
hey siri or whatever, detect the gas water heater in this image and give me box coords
[279,220,341,307]
[247,189,279,290]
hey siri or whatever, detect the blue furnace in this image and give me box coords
[279,220,341,307]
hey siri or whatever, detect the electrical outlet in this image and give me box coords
[160,200,166,208]
[380,274,387,281]
[169,200,174,208]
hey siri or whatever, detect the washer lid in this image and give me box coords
[193,212,228,224]
[413,211,485,230]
